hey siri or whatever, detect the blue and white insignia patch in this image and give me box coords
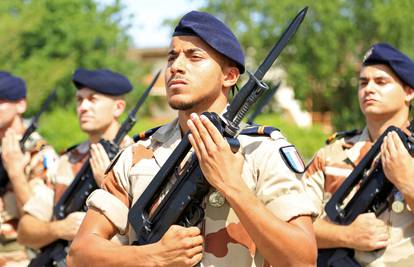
[279,145,305,174]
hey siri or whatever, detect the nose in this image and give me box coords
[363,79,377,94]
[77,98,91,113]
[169,54,186,75]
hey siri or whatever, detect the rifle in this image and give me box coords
[28,71,160,267]
[128,7,308,246]
[318,123,414,267]
[247,81,281,124]
[0,89,57,195]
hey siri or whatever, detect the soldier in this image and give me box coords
[17,68,133,250]
[0,72,56,266]
[302,43,414,266]
[68,11,318,267]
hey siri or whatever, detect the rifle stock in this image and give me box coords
[28,71,160,267]
[128,7,308,245]
[0,88,57,195]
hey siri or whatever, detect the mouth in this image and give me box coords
[167,78,187,89]
[79,116,93,122]
[363,98,378,104]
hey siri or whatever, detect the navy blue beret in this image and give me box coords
[173,11,245,74]
[363,43,414,88]
[72,68,133,96]
[0,72,27,101]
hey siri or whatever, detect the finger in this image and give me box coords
[97,143,110,165]
[187,119,206,156]
[385,132,398,155]
[381,141,390,164]
[188,134,202,160]
[200,114,228,148]
[90,156,97,171]
[390,131,407,154]
[186,244,203,257]
[190,235,204,246]
[91,144,105,167]
[185,226,201,237]
[370,240,389,250]
[90,144,98,158]
[190,252,203,267]
[190,113,216,150]
[374,232,389,242]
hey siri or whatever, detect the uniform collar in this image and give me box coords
[152,118,180,143]
[151,118,182,167]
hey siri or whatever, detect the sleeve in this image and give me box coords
[23,145,59,221]
[301,149,326,215]
[86,145,134,234]
[251,134,319,221]
[23,183,55,221]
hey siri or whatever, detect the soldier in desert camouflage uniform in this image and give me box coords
[0,71,56,266]
[303,43,414,267]
[17,68,133,250]
[69,11,318,267]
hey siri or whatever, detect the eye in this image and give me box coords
[191,53,203,61]
[376,80,387,86]
[90,95,99,102]
[167,53,177,62]
[359,81,367,87]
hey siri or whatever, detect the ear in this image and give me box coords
[404,85,414,103]
[113,99,126,119]
[222,66,240,89]
[16,99,27,115]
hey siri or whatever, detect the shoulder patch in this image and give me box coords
[279,145,305,174]
[326,129,361,144]
[133,126,162,142]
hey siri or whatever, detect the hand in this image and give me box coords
[90,143,111,186]
[381,131,414,195]
[345,213,389,251]
[187,113,245,194]
[54,212,86,241]
[1,128,30,179]
[153,225,203,267]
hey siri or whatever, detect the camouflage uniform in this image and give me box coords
[23,140,90,221]
[87,119,318,267]
[302,127,414,266]
[0,131,56,265]
[24,137,131,222]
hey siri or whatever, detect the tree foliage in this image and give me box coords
[199,0,414,129]
[0,0,144,114]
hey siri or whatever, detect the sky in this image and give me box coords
[99,0,205,48]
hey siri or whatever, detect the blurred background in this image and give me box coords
[0,0,412,160]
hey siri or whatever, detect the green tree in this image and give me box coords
[0,0,145,114]
[194,0,414,129]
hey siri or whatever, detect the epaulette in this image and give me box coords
[133,126,162,143]
[325,129,361,145]
[239,125,279,137]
